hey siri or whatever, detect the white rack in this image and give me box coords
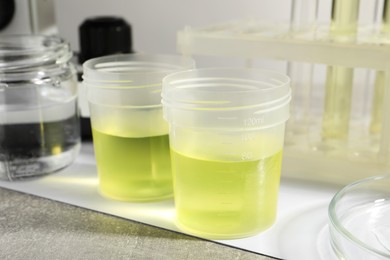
[177,20,390,184]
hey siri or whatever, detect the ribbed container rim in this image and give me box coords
[82,53,195,88]
[0,35,71,71]
[162,67,291,111]
[0,35,72,83]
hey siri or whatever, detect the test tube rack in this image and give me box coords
[176,17,390,184]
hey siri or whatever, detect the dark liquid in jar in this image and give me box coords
[0,115,80,180]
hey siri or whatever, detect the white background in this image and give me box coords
[54,0,292,55]
[53,0,379,69]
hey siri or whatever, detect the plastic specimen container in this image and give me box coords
[162,68,291,239]
[83,53,194,201]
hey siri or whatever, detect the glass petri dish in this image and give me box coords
[329,174,390,259]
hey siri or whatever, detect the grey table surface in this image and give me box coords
[0,187,278,260]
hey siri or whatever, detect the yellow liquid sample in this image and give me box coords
[322,65,354,140]
[171,149,283,239]
[92,128,172,201]
[370,0,390,135]
[321,0,359,141]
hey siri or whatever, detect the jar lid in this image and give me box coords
[0,35,72,81]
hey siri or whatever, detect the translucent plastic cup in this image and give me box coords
[162,68,291,239]
[83,54,194,201]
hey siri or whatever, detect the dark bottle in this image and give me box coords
[0,0,15,31]
[77,16,133,140]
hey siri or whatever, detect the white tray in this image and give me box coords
[0,143,341,260]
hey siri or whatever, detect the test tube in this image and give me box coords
[287,0,318,137]
[370,0,390,134]
[289,0,319,32]
[321,0,360,141]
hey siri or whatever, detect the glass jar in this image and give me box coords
[0,35,81,181]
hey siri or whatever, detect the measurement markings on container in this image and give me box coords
[244,116,264,127]
[241,152,253,160]
[217,116,238,120]
[241,134,254,142]
[218,135,235,145]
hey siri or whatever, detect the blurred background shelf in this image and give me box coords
[177,19,390,185]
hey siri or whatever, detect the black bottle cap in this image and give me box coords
[78,16,133,64]
[0,0,15,31]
